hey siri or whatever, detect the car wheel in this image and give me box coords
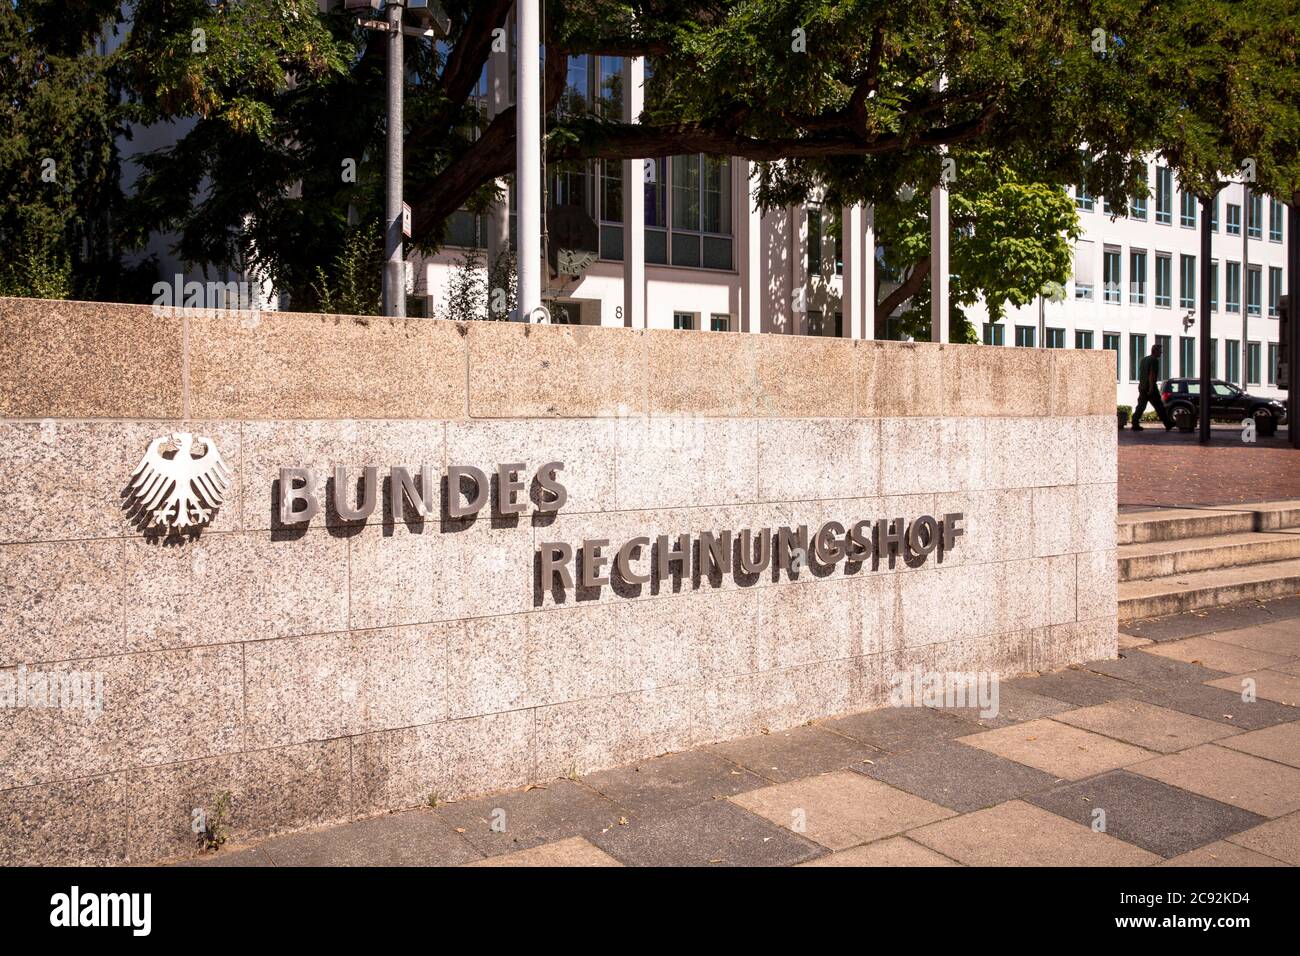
[1172,405,1196,432]
[1253,407,1277,437]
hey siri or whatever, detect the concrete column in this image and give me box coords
[621,57,645,329]
[790,204,804,334]
[841,204,861,339]
[485,34,511,271]
[743,161,762,333]
[515,0,541,319]
[863,204,876,339]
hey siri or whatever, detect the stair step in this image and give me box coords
[1118,531,1300,581]
[1117,499,1300,545]
[1118,557,1300,621]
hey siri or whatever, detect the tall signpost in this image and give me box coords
[1289,200,1300,448]
[382,0,405,317]
[516,1,542,321]
[1199,193,1214,444]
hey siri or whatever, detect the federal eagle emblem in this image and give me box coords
[128,432,231,531]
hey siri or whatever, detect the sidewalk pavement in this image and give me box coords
[183,596,1300,868]
[1119,425,1300,507]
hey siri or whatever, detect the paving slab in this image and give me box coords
[730,770,954,850]
[1203,619,1300,657]
[1215,720,1300,768]
[933,685,1076,730]
[709,724,881,783]
[581,750,769,817]
[1051,699,1240,753]
[1139,682,1299,730]
[1130,744,1300,817]
[177,846,274,867]
[257,811,481,866]
[798,836,959,867]
[852,737,1060,813]
[432,779,629,858]
[1011,667,1150,707]
[1026,770,1267,858]
[1086,649,1229,689]
[1120,597,1300,642]
[462,836,622,867]
[908,800,1160,867]
[1142,635,1294,674]
[958,718,1156,780]
[820,706,974,752]
[1118,634,1154,649]
[1206,669,1300,706]
[592,799,825,867]
[1158,841,1290,866]
[1224,811,1300,865]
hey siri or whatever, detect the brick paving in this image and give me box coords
[181,597,1300,868]
[1119,424,1300,507]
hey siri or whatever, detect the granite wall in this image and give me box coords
[0,297,1118,864]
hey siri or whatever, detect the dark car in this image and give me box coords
[1160,378,1288,434]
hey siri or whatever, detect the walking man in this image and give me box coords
[1133,341,1174,431]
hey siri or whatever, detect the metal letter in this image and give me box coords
[333,465,378,521]
[700,530,733,576]
[581,538,611,587]
[447,465,489,518]
[907,515,939,557]
[616,536,651,585]
[534,461,568,512]
[941,512,966,553]
[539,542,574,592]
[390,465,435,520]
[656,533,690,579]
[278,467,319,525]
[814,521,847,564]
[738,528,772,574]
[496,462,528,515]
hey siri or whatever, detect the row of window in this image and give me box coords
[1077,245,1283,316]
[983,324,1281,386]
[1076,167,1285,243]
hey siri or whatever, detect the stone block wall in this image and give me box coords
[0,297,1117,864]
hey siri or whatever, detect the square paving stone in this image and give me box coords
[709,724,881,783]
[1140,682,1299,730]
[1197,620,1300,658]
[592,799,825,866]
[1087,649,1229,690]
[958,718,1156,780]
[1142,636,1293,675]
[730,770,953,850]
[463,836,622,867]
[1130,744,1300,818]
[908,800,1160,866]
[1224,811,1300,865]
[432,779,629,857]
[1026,770,1267,858]
[1010,668,1150,707]
[820,706,973,752]
[1206,669,1300,706]
[798,836,959,867]
[1215,720,1300,768]
[934,685,1076,730]
[1278,659,1300,677]
[177,846,274,867]
[1118,634,1154,650]
[581,750,768,816]
[852,738,1060,812]
[258,811,481,866]
[1120,600,1300,643]
[1157,841,1289,867]
[1052,700,1240,753]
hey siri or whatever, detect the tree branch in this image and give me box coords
[876,256,930,336]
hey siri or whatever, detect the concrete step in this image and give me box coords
[1118,557,1300,620]
[1118,530,1300,581]
[1117,500,1300,545]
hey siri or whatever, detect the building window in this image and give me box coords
[1247,342,1261,386]
[1154,253,1172,307]
[1131,171,1148,219]
[1129,333,1147,383]
[1225,261,1241,313]
[1075,329,1094,349]
[1209,195,1219,231]
[1045,327,1065,349]
[1103,247,1121,303]
[1270,197,1284,242]
[1247,193,1262,239]
[1129,250,1147,304]
[1247,266,1262,317]
[983,323,1005,346]
[1155,167,1172,224]
[1269,343,1280,385]
[1074,185,1094,211]
[710,313,730,332]
[1104,332,1121,381]
[1210,338,1218,378]
[643,154,733,269]
[1155,334,1172,379]
[1073,240,1094,300]
[806,205,822,275]
[1179,254,1196,310]
[1014,325,1036,348]
[1209,260,1218,312]
[673,311,695,330]
[1179,190,1197,228]
[1226,203,1241,236]
[1225,340,1241,385]
[1270,267,1283,317]
[1179,336,1196,377]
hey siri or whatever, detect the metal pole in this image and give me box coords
[1199,193,1214,443]
[1289,198,1300,449]
[1242,183,1249,386]
[383,1,405,318]
[516,0,541,319]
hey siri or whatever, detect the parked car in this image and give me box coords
[1159,378,1289,434]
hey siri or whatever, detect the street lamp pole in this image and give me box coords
[382,0,406,318]
[516,0,542,321]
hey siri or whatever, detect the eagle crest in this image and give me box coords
[128,432,231,531]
